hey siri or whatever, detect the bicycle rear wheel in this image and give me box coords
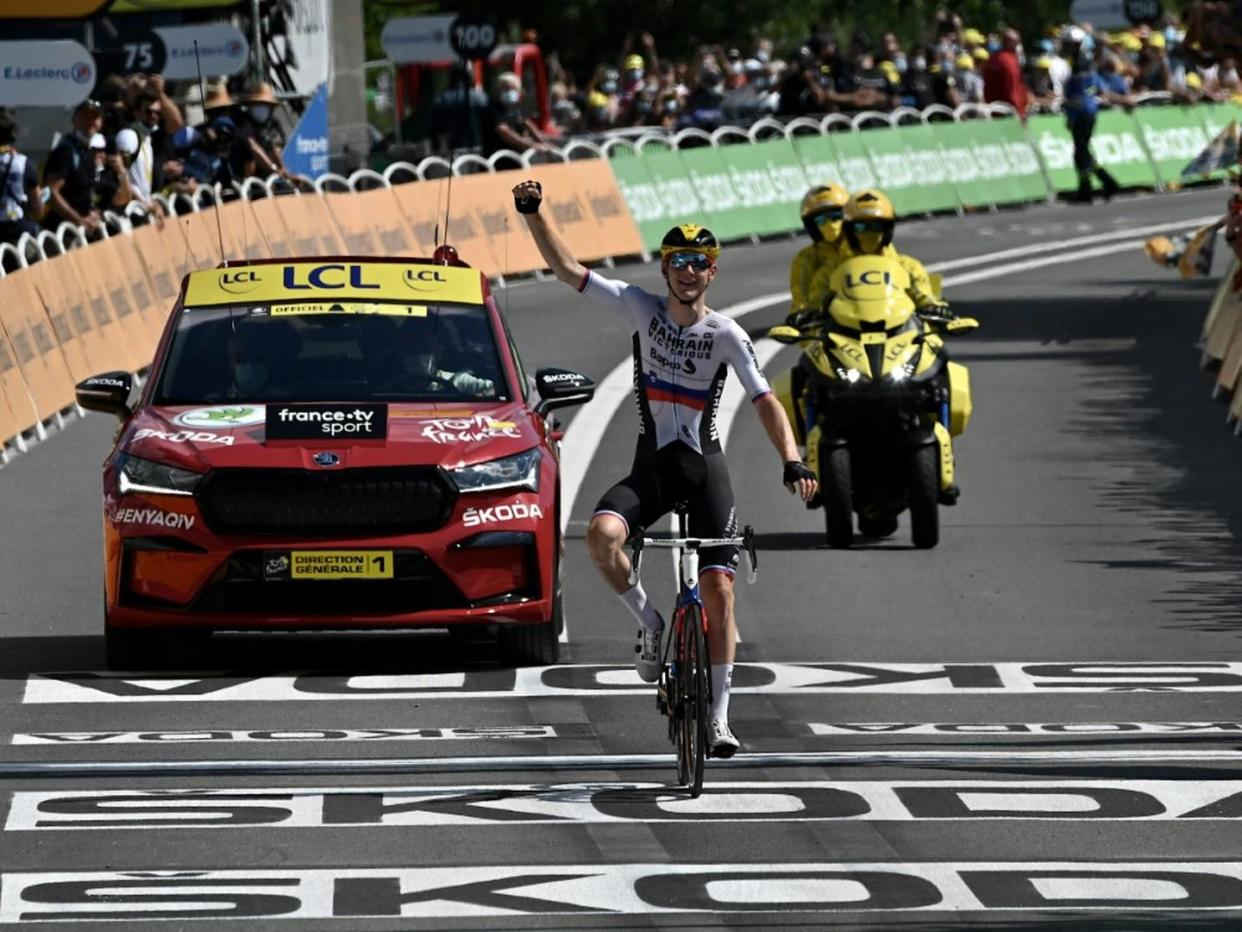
[678,603,710,797]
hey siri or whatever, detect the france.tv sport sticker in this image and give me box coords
[266,403,388,440]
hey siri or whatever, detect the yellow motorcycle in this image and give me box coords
[769,255,977,549]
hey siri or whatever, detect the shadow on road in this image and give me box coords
[954,278,1242,637]
[0,629,517,677]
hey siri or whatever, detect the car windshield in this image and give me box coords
[154,302,507,405]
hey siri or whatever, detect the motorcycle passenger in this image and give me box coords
[511,178,817,759]
[806,188,951,321]
[789,184,849,317]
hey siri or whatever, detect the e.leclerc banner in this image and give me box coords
[283,82,330,179]
[0,41,96,107]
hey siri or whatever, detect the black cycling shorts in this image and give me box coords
[593,440,740,575]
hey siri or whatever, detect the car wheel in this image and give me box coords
[821,444,853,549]
[908,444,940,549]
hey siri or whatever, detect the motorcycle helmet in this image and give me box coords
[799,184,850,242]
[659,224,721,260]
[844,189,897,254]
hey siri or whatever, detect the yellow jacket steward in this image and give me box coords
[790,240,845,314]
[807,242,938,312]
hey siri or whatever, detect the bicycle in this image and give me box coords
[628,503,758,797]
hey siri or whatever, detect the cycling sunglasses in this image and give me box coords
[813,208,845,224]
[849,219,891,234]
[666,252,714,272]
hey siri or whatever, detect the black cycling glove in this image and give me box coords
[514,180,543,214]
[783,461,816,486]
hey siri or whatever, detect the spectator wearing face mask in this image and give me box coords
[956,52,985,103]
[902,48,936,108]
[484,73,552,156]
[655,89,683,130]
[549,82,582,134]
[233,83,286,178]
[983,28,1030,117]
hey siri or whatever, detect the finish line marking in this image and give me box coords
[2,749,1242,779]
[7,861,1242,920]
[11,779,1242,830]
[809,722,1242,737]
[25,662,1242,703]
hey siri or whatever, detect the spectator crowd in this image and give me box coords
[1,71,292,248]
[529,11,1237,141]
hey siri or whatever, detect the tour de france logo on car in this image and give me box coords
[265,403,389,441]
[174,405,267,428]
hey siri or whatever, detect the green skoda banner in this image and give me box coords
[1134,105,1214,186]
[610,103,1234,252]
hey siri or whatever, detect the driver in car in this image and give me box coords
[374,314,498,397]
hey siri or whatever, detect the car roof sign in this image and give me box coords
[183,261,485,308]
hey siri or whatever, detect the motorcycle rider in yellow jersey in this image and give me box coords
[804,189,952,322]
[788,188,962,504]
[789,184,849,316]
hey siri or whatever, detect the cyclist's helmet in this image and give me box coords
[659,223,721,261]
[844,188,897,254]
[799,183,849,242]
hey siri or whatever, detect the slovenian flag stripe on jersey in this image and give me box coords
[645,373,709,410]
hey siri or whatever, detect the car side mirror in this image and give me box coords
[535,367,595,415]
[75,371,133,421]
[767,325,803,344]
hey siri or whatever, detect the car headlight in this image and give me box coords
[116,454,203,497]
[451,448,541,494]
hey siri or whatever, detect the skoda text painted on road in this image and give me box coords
[11,726,559,746]
[25,662,1242,703]
[12,780,1242,831]
[8,863,1242,920]
[809,722,1242,736]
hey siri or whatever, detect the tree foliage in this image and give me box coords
[363,0,1189,83]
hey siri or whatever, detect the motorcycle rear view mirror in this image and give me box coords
[767,325,804,344]
[945,317,980,334]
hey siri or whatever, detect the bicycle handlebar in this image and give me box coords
[627,525,758,586]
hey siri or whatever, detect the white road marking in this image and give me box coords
[808,721,1242,736]
[12,725,560,746]
[6,862,1242,919]
[26,661,1242,702]
[10,779,1242,830]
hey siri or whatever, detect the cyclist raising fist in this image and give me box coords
[513,178,817,758]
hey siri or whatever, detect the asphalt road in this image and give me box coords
[2,187,1242,929]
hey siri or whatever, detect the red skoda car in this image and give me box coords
[75,256,594,669]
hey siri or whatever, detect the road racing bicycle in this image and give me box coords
[628,504,758,797]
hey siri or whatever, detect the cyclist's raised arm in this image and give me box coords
[512,179,588,287]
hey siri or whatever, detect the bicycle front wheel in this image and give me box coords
[678,603,710,797]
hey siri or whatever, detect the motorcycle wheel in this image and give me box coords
[821,445,853,549]
[908,444,940,549]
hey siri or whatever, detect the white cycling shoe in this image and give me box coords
[634,617,664,683]
[708,718,740,759]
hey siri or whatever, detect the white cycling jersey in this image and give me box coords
[578,270,771,455]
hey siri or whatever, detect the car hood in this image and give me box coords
[123,401,541,472]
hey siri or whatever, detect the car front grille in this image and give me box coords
[197,467,457,537]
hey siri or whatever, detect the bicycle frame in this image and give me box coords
[628,507,757,796]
